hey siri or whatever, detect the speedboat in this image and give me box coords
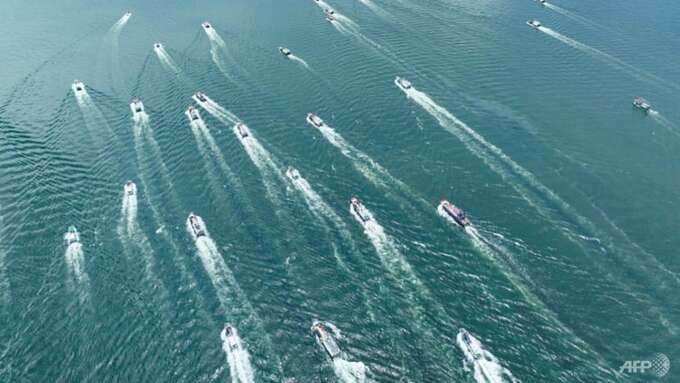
[439,199,471,227]
[279,47,292,57]
[456,328,484,363]
[124,11,132,18]
[202,21,212,30]
[154,43,162,49]
[536,0,546,4]
[527,19,542,28]
[188,213,206,238]
[221,324,239,351]
[186,106,202,122]
[306,113,325,128]
[633,97,652,112]
[73,80,85,93]
[64,226,80,246]
[350,196,372,223]
[395,77,412,91]
[235,122,250,138]
[286,166,301,180]
[311,320,341,359]
[194,92,208,103]
[325,9,336,22]
[124,180,136,196]
[130,97,144,115]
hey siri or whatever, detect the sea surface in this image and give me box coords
[1,0,679,382]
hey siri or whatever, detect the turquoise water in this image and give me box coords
[1,0,678,381]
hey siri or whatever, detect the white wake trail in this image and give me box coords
[289,54,310,69]
[649,111,680,137]
[544,3,605,31]
[197,98,288,205]
[187,216,277,380]
[194,95,240,125]
[221,327,255,383]
[73,89,116,140]
[133,112,177,193]
[233,125,289,203]
[154,45,180,74]
[351,203,451,333]
[108,13,131,94]
[192,118,242,187]
[286,169,378,320]
[333,358,371,383]
[311,121,416,198]
[110,13,131,34]
[537,26,678,91]
[357,0,391,19]
[64,243,89,293]
[457,331,518,383]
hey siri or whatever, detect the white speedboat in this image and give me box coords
[286,166,301,180]
[235,122,250,138]
[350,196,372,223]
[395,77,412,91]
[456,328,484,363]
[124,11,132,18]
[64,226,80,246]
[186,106,202,122]
[188,213,206,238]
[536,0,546,5]
[311,320,341,359]
[279,47,292,57]
[221,324,239,351]
[439,199,471,227]
[306,112,325,128]
[130,97,144,115]
[194,91,208,103]
[527,19,542,28]
[154,43,162,49]
[73,80,85,94]
[124,180,136,196]
[202,21,212,30]
[633,97,652,112]
[325,9,336,22]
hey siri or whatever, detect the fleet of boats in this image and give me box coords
[59,7,661,379]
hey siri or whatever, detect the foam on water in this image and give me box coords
[456,331,518,383]
[220,326,255,383]
[289,54,310,69]
[194,94,241,125]
[110,13,131,34]
[333,358,371,383]
[191,117,242,188]
[73,88,117,141]
[649,110,679,137]
[544,3,603,29]
[312,121,400,191]
[132,112,177,194]
[64,243,89,292]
